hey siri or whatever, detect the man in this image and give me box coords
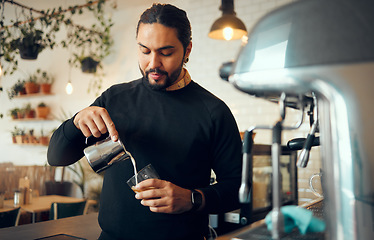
[48,3,242,240]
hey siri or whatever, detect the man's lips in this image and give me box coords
[149,73,164,81]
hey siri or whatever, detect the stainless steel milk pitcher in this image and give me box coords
[84,136,130,173]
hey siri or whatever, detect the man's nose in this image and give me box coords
[149,53,162,69]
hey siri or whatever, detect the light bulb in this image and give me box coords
[65,81,73,95]
[223,27,234,41]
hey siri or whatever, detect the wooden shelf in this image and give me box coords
[12,143,49,146]
[14,93,54,98]
[13,118,53,122]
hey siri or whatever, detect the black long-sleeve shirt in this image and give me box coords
[47,78,242,240]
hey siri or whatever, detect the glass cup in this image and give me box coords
[309,172,323,197]
[126,164,160,192]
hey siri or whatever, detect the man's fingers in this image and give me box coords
[79,124,93,138]
[101,113,119,141]
[92,115,109,135]
[86,120,103,138]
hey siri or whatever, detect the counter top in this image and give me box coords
[217,198,325,240]
[0,213,100,240]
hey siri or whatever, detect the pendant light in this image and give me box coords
[208,0,247,41]
[65,80,73,95]
[65,64,73,95]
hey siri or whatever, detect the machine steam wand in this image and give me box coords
[239,93,305,240]
[297,93,318,168]
[269,92,287,240]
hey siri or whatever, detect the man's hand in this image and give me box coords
[134,179,205,214]
[73,106,119,141]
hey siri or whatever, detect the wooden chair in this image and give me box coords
[49,200,88,220]
[44,181,75,197]
[0,207,21,228]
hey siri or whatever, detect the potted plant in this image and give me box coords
[39,129,49,146]
[24,103,36,119]
[80,56,100,73]
[7,16,50,60]
[10,126,22,143]
[0,1,114,76]
[36,69,55,94]
[36,102,50,119]
[0,11,58,75]
[15,128,26,144]
[65,0,113,74]
[17,108,25,119]
[64,0,114,94]
[8,80,26,99]
[24,74,40,94]
[16,29,44,60]
[8,108,20,120]
[28,129,38,144]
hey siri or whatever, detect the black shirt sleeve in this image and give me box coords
[47,117,87,166]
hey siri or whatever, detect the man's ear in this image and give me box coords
[185,42,192,59]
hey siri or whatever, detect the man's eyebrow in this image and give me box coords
[138,42,175,51]
[138,43,148,49]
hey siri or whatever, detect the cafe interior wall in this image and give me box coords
[0,0,320,203]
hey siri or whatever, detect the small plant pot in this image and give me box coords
[25,110,36,119]
[18,88,27,96]
[40,83,52,94]
[39,136,49,146]
[24,82,40,94]
[24,135,30,144]
[36,106,50,119]
[15,135,23,144]
[12,136,17,144]
[19,44,40,60]
[30,136,38,144]
[81,57,99,73]
[17,112,24,119]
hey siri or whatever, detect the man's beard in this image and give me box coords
[140,60,184,91]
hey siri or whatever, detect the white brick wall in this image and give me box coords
[176,0,321,204]
[1,0,320,204]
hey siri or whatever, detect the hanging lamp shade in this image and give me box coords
[208,0,247,41]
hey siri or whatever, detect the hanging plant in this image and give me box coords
[64,1,114,70]
[0,7,61,75]
[63,0,114,94]
[0,0,115,84]
[80,56,99,73]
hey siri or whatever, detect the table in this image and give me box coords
[0,205,16,213]
[0,212,101,240]
[3,195,96,223]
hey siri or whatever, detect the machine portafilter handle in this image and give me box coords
[287,137,320,150]
[239,130,254,203]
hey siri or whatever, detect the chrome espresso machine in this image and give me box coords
[226,0,374,239]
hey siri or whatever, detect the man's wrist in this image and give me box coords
[190,189,203,212]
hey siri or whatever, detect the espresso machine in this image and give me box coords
[226,0,374,239]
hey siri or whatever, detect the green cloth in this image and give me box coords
[265,205,326,235]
